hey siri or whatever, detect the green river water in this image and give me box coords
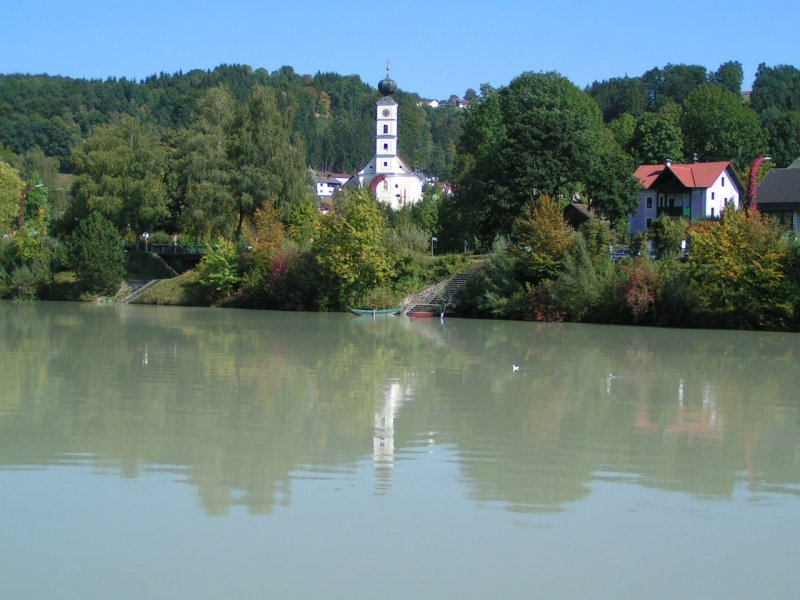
[1,301,798,599]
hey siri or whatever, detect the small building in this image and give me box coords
[629,160,744,234]
[756,158,800,230]
[313,172,351,198]
[563,201,595,229]
[417,98,440,109]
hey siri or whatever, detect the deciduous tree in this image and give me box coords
[681,85,765,170]
[0,161,24,231]
[688,208,794,329]
[511,195,573,283]
[315,189,394,307]
[70,116,169,236]
[225,85,309,238]
[455,72,605,244]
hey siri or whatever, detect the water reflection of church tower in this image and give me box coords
[373,380,408,491]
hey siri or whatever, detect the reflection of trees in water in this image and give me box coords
[1,303,799,516]
[419,321,800,508]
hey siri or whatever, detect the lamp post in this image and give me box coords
[19,183,44,229]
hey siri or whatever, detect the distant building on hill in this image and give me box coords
[629,160,744,234]
[347,68,424,209]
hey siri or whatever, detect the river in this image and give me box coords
[1,301,798,599]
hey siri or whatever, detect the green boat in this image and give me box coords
[350,308,402,316]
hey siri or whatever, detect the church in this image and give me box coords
[348,69,425,209]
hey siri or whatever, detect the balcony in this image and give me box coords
[657,206,690,218]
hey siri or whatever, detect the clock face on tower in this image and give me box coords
[382,109,391,117]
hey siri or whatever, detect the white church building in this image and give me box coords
[348,69,425,209]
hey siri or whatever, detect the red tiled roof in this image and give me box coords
[634,162,732,189]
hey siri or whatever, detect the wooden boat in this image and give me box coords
[407,311,438,318]
[350,308,402,316]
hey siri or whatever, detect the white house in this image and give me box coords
[313,172,350,198]
[348,69,424,210]
[629,160,744,234]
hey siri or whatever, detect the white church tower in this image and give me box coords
[353,68,425,209]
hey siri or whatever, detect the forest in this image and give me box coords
[1,60,800,329]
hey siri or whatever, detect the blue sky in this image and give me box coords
[1,0,797,99]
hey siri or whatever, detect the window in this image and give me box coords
[722,177,726,187]
[711,192,715,200]
[395,184,399,188]
[383,124,388,134]
[382,180,388,190]
[383,161,388,167]
[646,197,652,208]
[711,207,715,217]
[383,143,388,150]
[646,218,652,228]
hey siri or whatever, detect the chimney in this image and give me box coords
[665,158,672,167]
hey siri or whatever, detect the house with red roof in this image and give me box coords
[629,160,744,234]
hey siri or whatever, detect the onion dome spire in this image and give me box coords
[378,66,397,96]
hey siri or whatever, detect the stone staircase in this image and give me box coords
[403,260,485,316]
[120,279,160,304]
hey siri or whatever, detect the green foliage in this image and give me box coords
[240,247,323,310]
[586,76,648,122]
[13,225,45,263]
[315,189,394,307]
[166,88,237,240]
[750,64,800,118]
[383,223,430,256]
[457,238,527,319]
[0,234,59,301]
[196,237,241,299]
[510,195,573,283]
[0,161,24,231]
[649,215,686,259]
[285,197,319,248]
[652,259,699,326]
[68,212,126,295]
[688,208,795,329]
[681,85,765,170]
[455,72,605,244]
[608,113,636,151]
[543,235,619,322]
[631,111,685,164]
[225,85,310,237]
[70,116,169,235]
[579,219,614,263]
[585,130,641,225]
[643,63,708,108]
[710,61,744,95]
[767,111,800,167]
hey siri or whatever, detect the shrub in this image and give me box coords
[544,235,620,322]
[617,259,660,322]
[688,208,794,329]
[196,237,241,299]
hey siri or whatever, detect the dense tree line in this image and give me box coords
[0,64,464,179]
[587,61,800,170]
